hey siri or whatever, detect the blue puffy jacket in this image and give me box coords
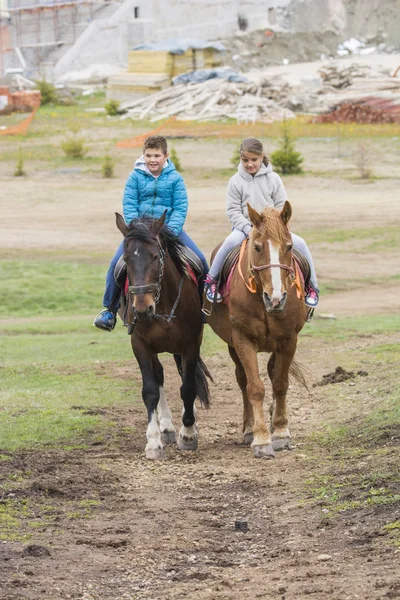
[122,158,188,236]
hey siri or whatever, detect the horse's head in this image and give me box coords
[116,212,166,321]
[247,201,294,313]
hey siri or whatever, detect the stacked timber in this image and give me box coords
[120,78,295,122]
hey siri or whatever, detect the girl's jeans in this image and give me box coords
[103,231,209,310]
[208,229,318,289]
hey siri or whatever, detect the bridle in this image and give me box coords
[239,238,296,294]
[128,244,165,305]
[252,262,295,277]
[124,236,184,331]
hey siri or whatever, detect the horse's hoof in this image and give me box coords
[243,432,254,446]
[177,436,198,452]
[272,437,292,451]
[253,444,275,459]
[145,446,166,460]
[161,430,177,445]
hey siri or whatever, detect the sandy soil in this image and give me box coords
[1,143,399,599]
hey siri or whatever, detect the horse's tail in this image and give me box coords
[289,359,310,393]
[173,354,213,408]
[195,357,213,408]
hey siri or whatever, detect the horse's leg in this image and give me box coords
[233,333,275,459]
[228,345,253,445]
[267,353,276,423]
[152,356,176,445]
[132,337,165,460]
[177,347,198,452]
[270,342,296,451]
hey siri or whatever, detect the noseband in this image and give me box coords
[252,262,295,277]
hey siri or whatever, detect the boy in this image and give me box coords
[94,135,208,331]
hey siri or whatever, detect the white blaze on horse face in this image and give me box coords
[134,246,140,256]
[268,241,283,300]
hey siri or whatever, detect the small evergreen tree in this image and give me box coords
[102,154,114,178]
[14,149,26,176]
[170,146,182,171]
[271,121,304,175]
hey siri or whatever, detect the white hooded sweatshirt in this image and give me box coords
[226,161,287,235]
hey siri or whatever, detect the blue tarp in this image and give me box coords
[173,68,249,85]
[132,38,225,55]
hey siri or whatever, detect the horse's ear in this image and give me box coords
[280,201,292,226]
[247,203,263,230]
[153,210,167,235]
[116,212,129,237]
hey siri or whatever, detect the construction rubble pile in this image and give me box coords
[314,63,400,123]
[119,59,400,124]
[121,77,295,123]
[313,103,397,124]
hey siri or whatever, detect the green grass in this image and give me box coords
[301,224,400,247]
[0,259,106,317]
[303,314,400,341]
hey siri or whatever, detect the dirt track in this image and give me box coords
[1,149,400,599]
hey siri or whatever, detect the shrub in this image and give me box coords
[270,121,304,175]
[104,99,120,116]
[102,154,114,178]
[61,136,87,159]
[36,80,59,105]
[170,146,182,171]
[14,150,26,176]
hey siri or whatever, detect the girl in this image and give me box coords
[204,137,319,307]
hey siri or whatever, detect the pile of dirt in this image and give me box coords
[313,101,398,123]
[222,30,343,71]
[314,366,368,386]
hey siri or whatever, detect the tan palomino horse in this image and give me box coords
[207,201,307,458]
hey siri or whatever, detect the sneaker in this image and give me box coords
[305,286,319,308]
[93,309,117,331]
[204,275,222,303]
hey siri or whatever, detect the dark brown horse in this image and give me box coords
[207,201,307,458]
[115,212,210,460]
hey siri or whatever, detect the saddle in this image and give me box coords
[113,246,204,292]
[218,243,311,298]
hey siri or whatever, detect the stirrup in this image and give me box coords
[306,307,314,322]
[202,305,212,317]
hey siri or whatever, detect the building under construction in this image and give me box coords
[1,0,399,83]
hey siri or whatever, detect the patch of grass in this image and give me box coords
[0,259,106,317]
[300,224,400,247]
[303,314,400,342]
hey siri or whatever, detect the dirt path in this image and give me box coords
[1,342,399,600]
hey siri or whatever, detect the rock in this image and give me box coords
[317,553,332,561]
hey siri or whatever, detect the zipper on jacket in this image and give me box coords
[151,177,158,216]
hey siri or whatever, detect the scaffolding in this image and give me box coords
[0,0,109,77]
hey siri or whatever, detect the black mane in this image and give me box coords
[125,217,186,274]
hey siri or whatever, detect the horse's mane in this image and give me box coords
[258,207,290,246]
[125,217,185,275]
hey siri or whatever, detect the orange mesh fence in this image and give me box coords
[115,120,168,148]
[115,117,277,148]
[0,108,38,136]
